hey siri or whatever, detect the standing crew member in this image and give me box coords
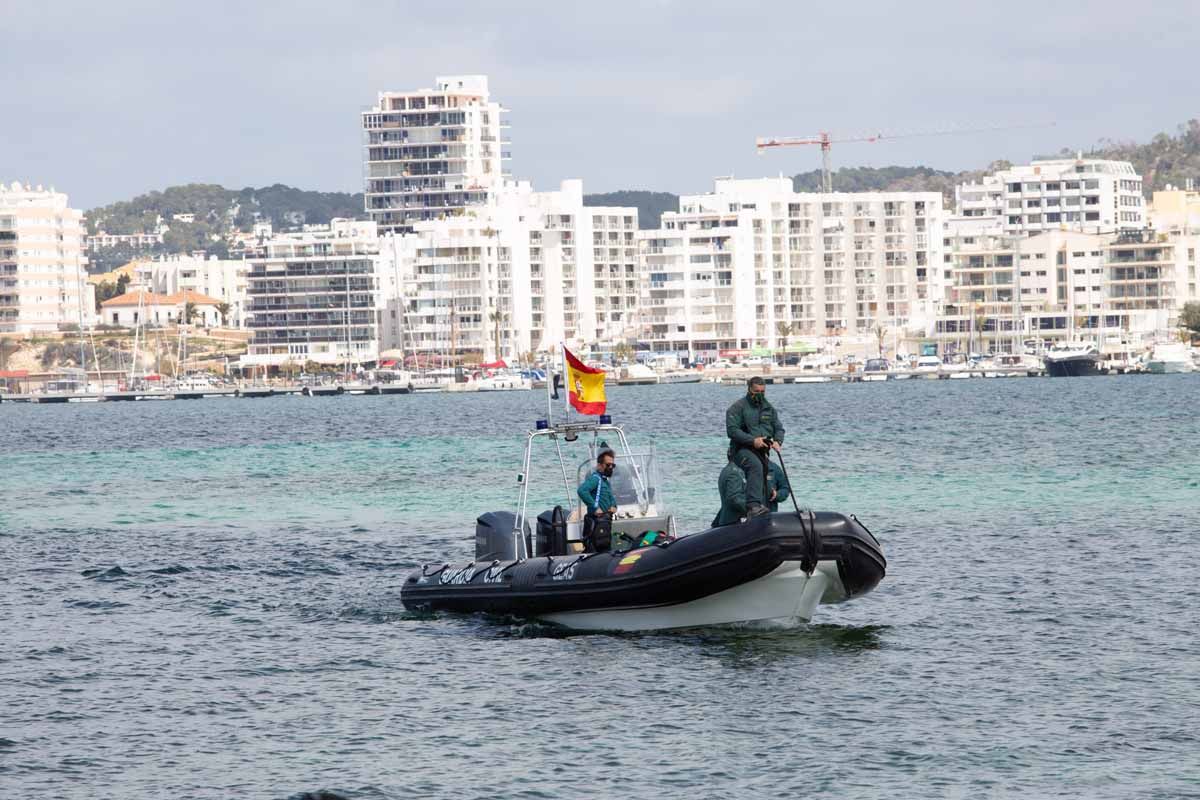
[578,450,618,552]
[726,376,785,517]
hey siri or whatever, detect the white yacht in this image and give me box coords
[615,363,658,386]
[913,355,942,378]
[475,371,533,391]
[1144,342,1196,374]
[983,353,1043,377]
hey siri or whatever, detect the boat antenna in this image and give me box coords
[544,344,555,424]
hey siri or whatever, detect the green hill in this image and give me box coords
[1074,119,1200,193]
[84,183,366,272]
[86,183,364,236]
[583,190,680,230]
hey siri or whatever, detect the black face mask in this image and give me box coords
[748,391,765,407]
[601,465,615,477]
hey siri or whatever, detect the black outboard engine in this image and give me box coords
[475,511,528,561]
[536,506,569,557]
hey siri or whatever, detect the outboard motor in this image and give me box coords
[475,511,528,561]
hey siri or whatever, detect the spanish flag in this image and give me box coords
[564,347,607,416]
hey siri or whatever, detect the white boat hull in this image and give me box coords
[1145,360,1195,374]
[537,560,844,631]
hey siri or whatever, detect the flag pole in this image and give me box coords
[545,345,554,425]
[561,341,570,422]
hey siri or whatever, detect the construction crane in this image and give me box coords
[755,123,1054,193]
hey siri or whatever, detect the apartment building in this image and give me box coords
[1148,187,1200,233]
[1103,229,1200,330]
[134,253,248,327]
[85,231,163,251]
[932,221,1200,352]
[362,75,509,235]
[0,181,94,333]
[956,158,1144,235]
[636,178,944,359]
[242,219,381,368]
[936,221,1106,352]
[394,180,637,362]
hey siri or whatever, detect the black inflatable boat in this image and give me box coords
[403,508,884,630]
[401,416,885,630]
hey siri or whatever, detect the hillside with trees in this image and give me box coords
[1072,119,1200,194]
[86,183,365,235]
[583,190,680,230]
[84,183,366,272]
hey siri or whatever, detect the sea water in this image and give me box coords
[2,377,1198,798]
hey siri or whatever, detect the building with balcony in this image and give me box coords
[362,75,509,235]
[85,230,164,251]
[931,222,1200,352]
[1103,230,1200,330]
[133,254,248,327]
[0,181,94,333]
[636,178,944,359]
[956,158,1144,235]
[390,179,637,362]
[242,219,381,368]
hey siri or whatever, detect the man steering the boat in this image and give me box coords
[725,376,784,518]
[577,449,618,552]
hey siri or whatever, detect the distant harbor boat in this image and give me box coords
[1043,341,1102,377]
[1144,342,1195,374]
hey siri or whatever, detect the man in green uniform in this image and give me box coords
[577,450,617,551]
[726,376,785,517]
[711,457,747,527]
[712,455,790,527]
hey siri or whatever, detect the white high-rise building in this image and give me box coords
[636,178,945,360]
[956,158,1145,235]
[389,180,637,362]
[242,220,382,367]
[362,75,509,235]
[0,182,93,333]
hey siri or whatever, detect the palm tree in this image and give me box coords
[216,302,231,327]
[488,310,505,361]
[775,321,792,365]
[874,323,886,359]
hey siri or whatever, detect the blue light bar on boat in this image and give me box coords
[599,414,612,425]
[536,419,549,430]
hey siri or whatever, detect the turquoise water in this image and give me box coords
[3,378,1199,798]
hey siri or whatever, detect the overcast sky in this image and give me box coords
[3,0,1196,209]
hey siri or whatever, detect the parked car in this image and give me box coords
[739,356,768,367]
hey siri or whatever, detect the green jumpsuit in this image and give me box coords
[725,392,785,509]
[711,460,748,527]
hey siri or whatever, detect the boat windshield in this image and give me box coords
[576,448,661,515]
